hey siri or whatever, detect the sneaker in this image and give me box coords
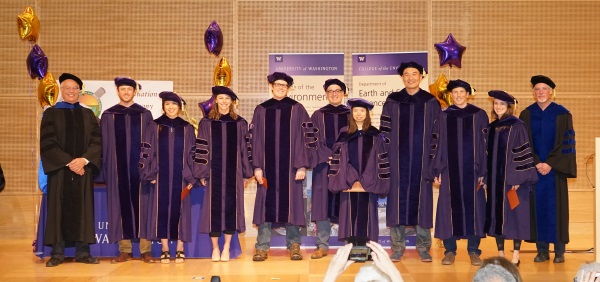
[390,251,403,262]
[253,249,268,262]
[553,253,565,263]
[469,253,482,266]
[311,248,328,259]
[533,252,550,262]
[419,251,433,262]
[441,253,455,265]
[290,243,303,260]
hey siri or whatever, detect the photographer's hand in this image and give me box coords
[323,243,355,282]
[367,241,403,282]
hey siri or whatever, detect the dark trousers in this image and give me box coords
[209,230,236,237]
[443,236,482,255]
[495,237,522,251]
[536,241,566,255]
[50,241,90,261]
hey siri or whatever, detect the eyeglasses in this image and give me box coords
[61,87,80,92]
[326,89,344,94]
[272,83,289,89]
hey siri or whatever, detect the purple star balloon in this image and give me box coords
[204,21,223,56]
[198,96,214,117]
[434,34,466,68]
[27,44,48,79]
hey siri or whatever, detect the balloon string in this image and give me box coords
[28,39,41,245]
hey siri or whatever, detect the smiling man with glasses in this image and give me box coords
[41,73,102,267]
[249,72,314,261]
[308,78,351,259]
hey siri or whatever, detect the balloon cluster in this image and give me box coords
[431,34,468,109]
[18,6,58,109]
[199,21,234,117]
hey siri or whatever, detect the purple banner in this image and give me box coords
[34,186,242,259]
[352,52,428,76]
[269,53,344,76]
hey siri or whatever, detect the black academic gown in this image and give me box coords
[40,102,102,245]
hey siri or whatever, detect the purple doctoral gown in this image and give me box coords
[100,104,153,243]
[139,115,197,242]
[40,102,102,245]
[328,126,390,241]
[249,97,313,226]
[310,104,350,223]
[484,116,538,240]
[520,102,576,244]
[193,115,253,234]
[428,104,488,240]
[380,89,441,228]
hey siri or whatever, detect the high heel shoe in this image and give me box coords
[212,248,220,262]
[221,247,230,262]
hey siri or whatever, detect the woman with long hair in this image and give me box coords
[139,91,198,264]
[484,90,538,266]
[327,98,390,243]
[194,86,252,262]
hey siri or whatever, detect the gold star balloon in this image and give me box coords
[213,57,232,86]
[429,73,452,109]
[17,6,40,42]
[37,72,59,108]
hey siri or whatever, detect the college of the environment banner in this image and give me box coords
[352,52,428,127]
[268,53,344,115]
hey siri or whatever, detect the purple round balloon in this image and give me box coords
[198,96,214,116]
[434,34,466,68]
[204,21,223,56]
[27,44,48,79]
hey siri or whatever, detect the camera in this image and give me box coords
[347,236,372,262]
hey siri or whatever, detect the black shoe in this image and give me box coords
[75,255,100,264]
[553,254,565,263]
[533,252,550,262]
[45,257,63,267]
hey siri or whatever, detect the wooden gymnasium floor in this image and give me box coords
[0,235,591,282]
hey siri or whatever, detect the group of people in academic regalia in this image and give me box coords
[428,73,575,267]
[40,66,575,268]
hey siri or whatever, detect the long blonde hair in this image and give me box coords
[208,103,238,120]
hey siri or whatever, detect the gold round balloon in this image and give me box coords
[429,73,452,109]
[17,6,40,42]
[213,57,232,86]
[37,72,59,108]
